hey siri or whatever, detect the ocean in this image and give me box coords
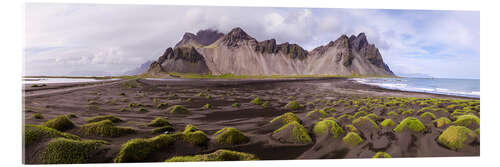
[352,77,480,98]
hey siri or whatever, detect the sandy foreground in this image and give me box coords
[22,78,480,163]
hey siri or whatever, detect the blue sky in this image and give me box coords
[25,4,479,79]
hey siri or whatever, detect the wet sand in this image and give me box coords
[23,77,479,163]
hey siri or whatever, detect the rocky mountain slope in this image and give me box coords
[145,27,394,77]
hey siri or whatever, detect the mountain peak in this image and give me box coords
[348,32,369,50]
[222,27,255,47]
[175,29,224,48]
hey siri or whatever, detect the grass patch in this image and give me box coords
[313,119,344,138]
[32,113,44,119]
[80,120,136,137]
[372,152,392,158]
[380,119,395,127]
[40,138,107,164]
[437,125,477,150]
[86,115,123,123]
[270,112,301,126]
[168,105,190,114]
[272,121,312,144]
[434,117,452,128]
[420,112,437,120]
[115,134,175,162]
[215,127,250,145]
[343,132,363,146]
[393,117,426,133]
[147,117,172,127]
[285,100,304,110]
[250,97,263,105]
[152,126,175,134]
[165,149,258,162]
[24,124,80,146]
[452,114,480,128]
[42,115,75,131]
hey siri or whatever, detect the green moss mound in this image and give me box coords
[475,128,480,135]
[434,117,452,128]
[270,112,301,126]
[157,102,169,109]
[165,149,258,162]
[352,116,379,129]
[115,134,175,162]
[380,119,395,127]
[365,113,378,119]
[250,97,263,105]
[401,109,415,115]
[80,120,136,137]
[353,110,367,118]
[232,103,240,107]
[452,114,480,128]
[285,100,304,110]
[40,138,107,164]
[167,124,210,146]
[306,109,328,119]
[313,119,344,138]
[152,126,175,134]
[42,115,75,131]
[272,121,312,144]
[337,114,354,120]
[372,152,392,158]
[86,115,123,123]
[386,111,399,116]
[345,124,359,133]
[393,117,426,133]
[168,105,190,114]
[215,127,250,145]
[203,103,211,109]
[24,124,80,146]
[420,112,436,120]
[32,113,44,119]
[437,125,477,150]
[147,117,172,127]
[137,107,149,112]
[342,132,363,146]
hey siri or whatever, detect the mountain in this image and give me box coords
[123,60,154,75]
[145,27,395,77]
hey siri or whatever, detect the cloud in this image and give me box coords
[25,4,479,79]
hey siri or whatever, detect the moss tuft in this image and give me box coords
[86,115,123,123]
[306,109,328,119]
[232,103,240,107]
[285,100,304,110]
[313,119,344,138]
[353,110,367,118]
[434,117,452,128]
[32,113,44,119]
[115,134,175,162]
[393,117,426,133]
[372,152,392,158]
[215,127,250,145]
[80,120,136,137]
[345,124,359,133]
[42,115,75,131]
[147,117,172,127]
[401,109,415,115]
[261,101,269,108]
[270,112,301,126]
[342,132,363,146]
[40,138,107,164]
[250,97,263,105]
[386,111,399,116]
[420,112,436,120]
[165,149,258,162]
[137,107,149,112]
[272,121,312,144]
[152,126,175,134]
[437,125,477,150]
[380,119,395,127]
[475,128,480,135]
[24,124,80,146]
[352,116,379,129]
[452,114,480,128]
[168,105,190,114]
[203,103,211,109]
[157,102,169,109]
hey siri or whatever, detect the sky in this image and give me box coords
[25,3,480,79]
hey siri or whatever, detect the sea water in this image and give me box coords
[353,77,480,98]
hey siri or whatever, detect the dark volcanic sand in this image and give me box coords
[23,78,479,163]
